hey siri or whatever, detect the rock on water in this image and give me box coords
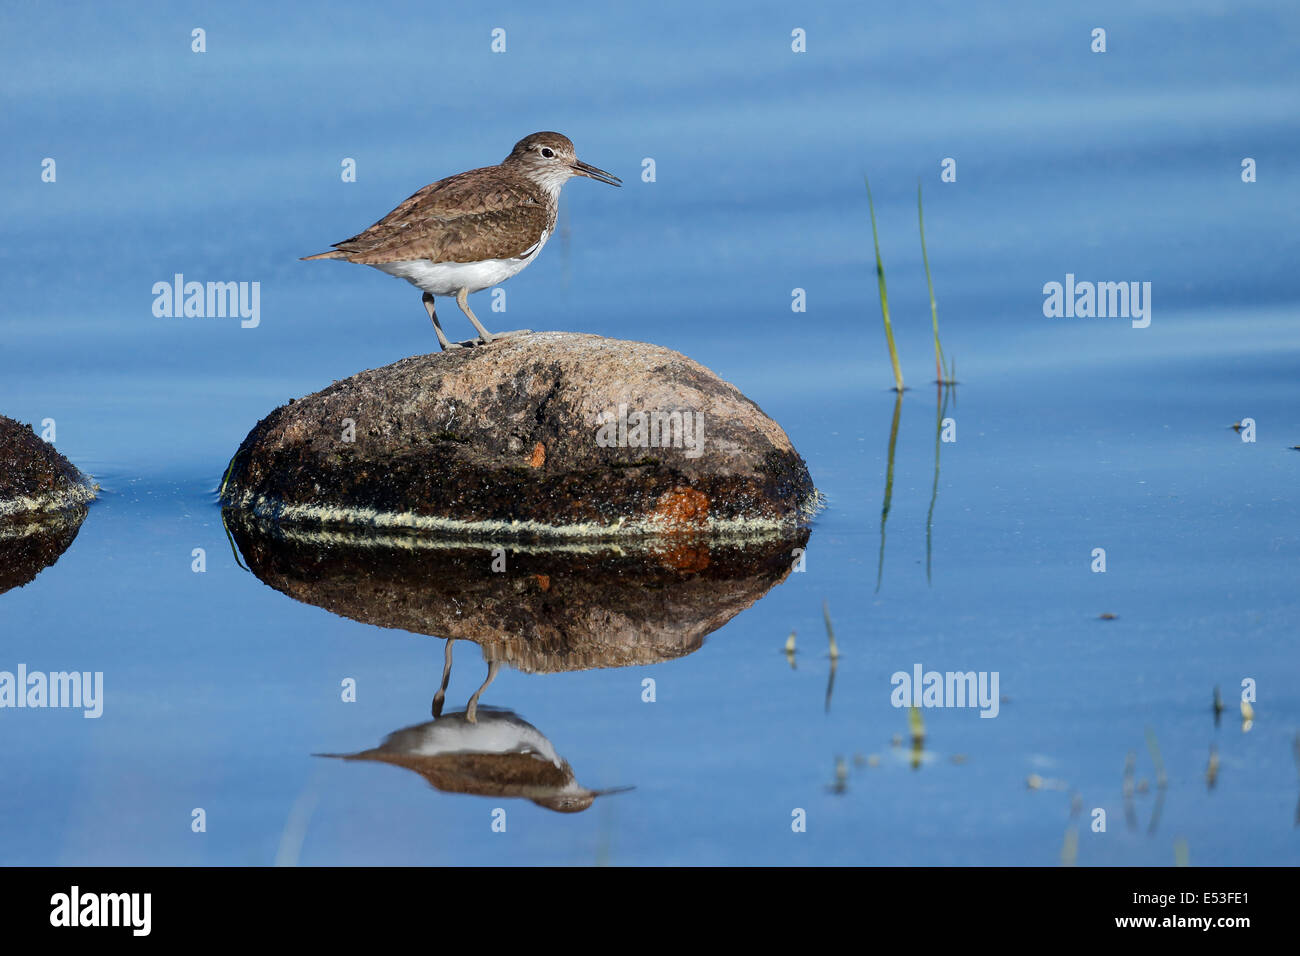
[221,332,818,538]
[0,414,96,520]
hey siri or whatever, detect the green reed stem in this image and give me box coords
[866,176,904,392]
[918,180,948,383]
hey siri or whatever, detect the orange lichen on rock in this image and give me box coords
[651,540,711,572]
[652,486,710,530]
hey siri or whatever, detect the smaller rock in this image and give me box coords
[0,414,96,520]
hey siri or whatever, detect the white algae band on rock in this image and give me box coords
[0,414,96,520]
[220,332,818,538]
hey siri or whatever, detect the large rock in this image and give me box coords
[0,414,96,521]
[220,332,817,538]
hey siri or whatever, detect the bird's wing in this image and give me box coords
[325,168,551,264]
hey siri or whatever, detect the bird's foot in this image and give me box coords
[478,329,532,344]
[438,330,532,351]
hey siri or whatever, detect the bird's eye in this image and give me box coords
[540,147,555,158]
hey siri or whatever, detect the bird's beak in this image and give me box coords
[590,785,636,797]
[570,159,622,187]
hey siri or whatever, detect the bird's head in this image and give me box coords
[504,132,622,192]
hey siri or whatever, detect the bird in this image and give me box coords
[319,709,633,813]
[302,132,621,350]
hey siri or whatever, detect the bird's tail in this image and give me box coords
[300,250,345,261]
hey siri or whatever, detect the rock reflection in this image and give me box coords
[224,512,809,673]
[226,512,808,809]
[0,508,88,596]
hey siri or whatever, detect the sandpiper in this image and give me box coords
[302,132,621,350]
[320,710,633,813]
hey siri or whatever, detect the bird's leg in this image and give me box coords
[455,287,496,345]
[423,293,458,351]
[432,637,455,718]
[465,660,501,724]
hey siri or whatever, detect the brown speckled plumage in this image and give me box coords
[305,167,554,264]
[303,132,611,266]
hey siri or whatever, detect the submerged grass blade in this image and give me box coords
[220,508,249,572]
[865,176,904,392]
[925,382,951,584]
[876,391,903,593]
[917,180,950,383]
[822,600,840,659]
[822,601,839,713]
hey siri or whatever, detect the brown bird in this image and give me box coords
[302,132,621,350]
[319,709,633,813]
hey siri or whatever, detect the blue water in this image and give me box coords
[1,1,1298,865]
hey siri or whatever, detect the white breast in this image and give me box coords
[385,714,563,766]
[371,229,550,297]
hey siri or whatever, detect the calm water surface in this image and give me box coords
[1,1,1297,864]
